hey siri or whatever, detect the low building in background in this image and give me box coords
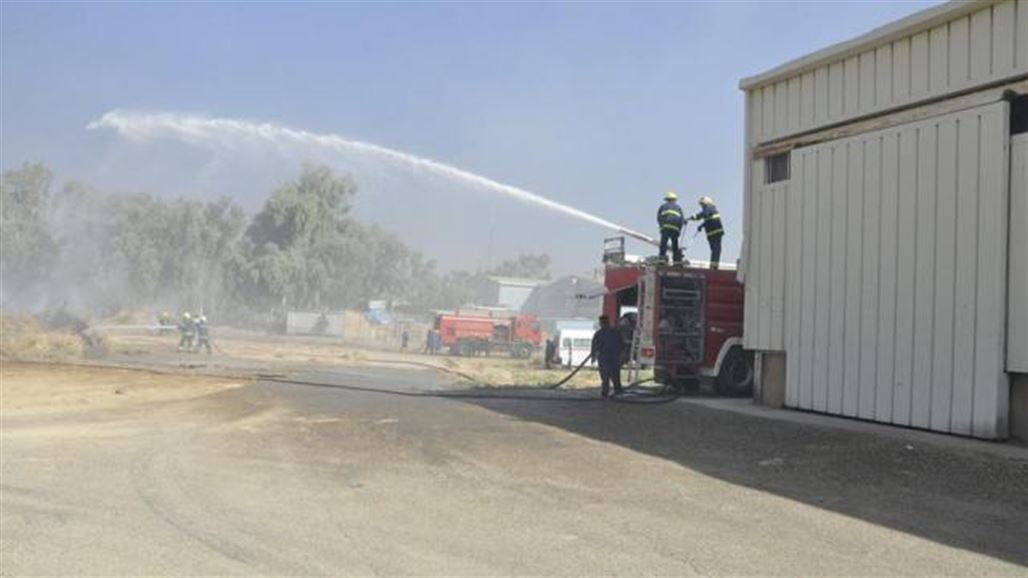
[475,276,548,311]
[521,275,604,336]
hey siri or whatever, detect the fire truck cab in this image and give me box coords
[601,237,753,396]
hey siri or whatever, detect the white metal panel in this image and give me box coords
[788,77,802,135]
[972,105,1011,438]
[893,37,912,104]
[749,91,763,150]
[859,136,882,419]
[742,179,789,352]
[931,120,958,432]
[785,152,806,408]
[801,71,816,128]
[1009,134,1028,372]
[949,15,971,88]
[759,182,774,348]
[775,81,789,138]
[771,183,787,350]
[1019,0,1028,70]
[876,132,900,422]
[780,102,1011,438]
[929,24,949,94]
[911,124,938,429]
[828,144,848,414]
[800,150,819,409]
[859,52,876,113]
[993,0,1017,76]
[892,125,918,426]
[743,159,763,349]
[843,141,865,417]
[829,61,845,121]
[814,148,833,412]
[969,6,993,82]
[875,44,893,108]
[762,86,774,141]
[743,1,1027,145]
[844,56,861,117]
[814,67,830,125]
[952,113,981,435]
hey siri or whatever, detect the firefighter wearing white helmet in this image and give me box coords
[656,191,685,264]
[177,312,196,352]
[687,196,725,269]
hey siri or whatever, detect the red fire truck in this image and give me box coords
[435,312,542,358]
[601,237,753,396]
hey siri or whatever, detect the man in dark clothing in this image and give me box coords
[591,315,624,398]
[656,191,685,264]
[687,195,725,269]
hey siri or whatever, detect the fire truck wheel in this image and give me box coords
[717,346,754,397]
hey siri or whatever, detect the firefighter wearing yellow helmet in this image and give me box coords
[687,196,725,269]
[656,191,685,264]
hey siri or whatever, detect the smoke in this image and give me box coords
[87,110,657,246]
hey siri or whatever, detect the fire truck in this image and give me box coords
[600,237,753,396]
[435,312,542,358]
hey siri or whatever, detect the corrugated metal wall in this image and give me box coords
[748,0,1028,145]
[1010,134,1028,372]
[781,102,1010,438]
[743,171,788,352]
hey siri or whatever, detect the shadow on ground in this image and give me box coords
[460,388,1028,567]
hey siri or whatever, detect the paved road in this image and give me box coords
[2,363,1026,576]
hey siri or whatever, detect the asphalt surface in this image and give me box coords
[2,360,1027,576]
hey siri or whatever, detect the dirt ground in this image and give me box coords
[105,328,612,388]
[1,363,244,415]
[3,329,1025,576]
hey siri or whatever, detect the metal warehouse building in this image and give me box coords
[739,0,1027,439]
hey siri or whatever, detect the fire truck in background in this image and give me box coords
[435,311,542,358]
[601,237,753,396]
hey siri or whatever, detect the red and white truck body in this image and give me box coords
[602,258,752,394]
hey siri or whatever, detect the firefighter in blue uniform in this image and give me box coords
[591,315,624,399]
[688,196,725,269]
[656,191,685,264]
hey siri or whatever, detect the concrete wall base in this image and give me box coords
[756,352,786,408]
[1011,374,1028,444]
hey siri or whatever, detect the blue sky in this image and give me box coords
[1,1,939,274]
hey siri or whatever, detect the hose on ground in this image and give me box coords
[260,375,681,405]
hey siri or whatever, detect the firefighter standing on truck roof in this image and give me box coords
[687,196,724,269]
[656,191,685,264]
[591,315,624,399]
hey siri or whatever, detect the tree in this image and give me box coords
[487,254,552,280]
[0,163,57,300]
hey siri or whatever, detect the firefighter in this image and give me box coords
[656,191,685,264]
[195,315,212,355]
[177,312,195,352]
[687,196,725,269]
[591,315,624,399]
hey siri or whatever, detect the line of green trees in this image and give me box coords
[0,162,552,323]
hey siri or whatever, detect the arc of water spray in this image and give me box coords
[87,110,658,247]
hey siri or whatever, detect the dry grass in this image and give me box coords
[0,316,85,361]
[1,362,243,416]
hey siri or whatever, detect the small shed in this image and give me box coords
[739,0,1027,439]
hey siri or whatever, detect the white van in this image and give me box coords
[556,328,595,368]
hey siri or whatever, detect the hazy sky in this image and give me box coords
[1,1,940,275]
